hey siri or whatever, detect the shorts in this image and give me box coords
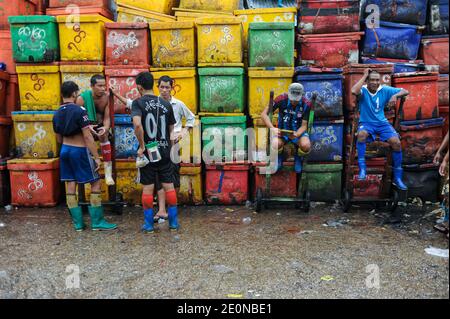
[358,122,399,142]
[156,162,180,191]
[281,132,309,145]
[60,144,100,184]
[137,160,174,186]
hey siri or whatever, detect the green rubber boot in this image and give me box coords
[88,206,117,231]
[69,207,85,232]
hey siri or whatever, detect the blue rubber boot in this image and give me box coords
[294,154,303,173]
[278,0,283,7]
[392,168,408,191]
[392,151,407,190]
[168,206,179,231]
[142,208,155,233]
[358,160,367,180]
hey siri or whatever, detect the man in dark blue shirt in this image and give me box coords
[53,81,117,232]
[261,83,312,173]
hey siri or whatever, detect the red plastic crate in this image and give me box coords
[0,0,36,30]
[297,32,363,68]
[420,36,449,74]
[393,72,439,121]
[205,163,250,205]
[253,162,297,198]
[438,75,449,106]
[0,71,9,114]
[7,158,60,207]
[0,116,12,158]
[105,66,149,114]
[105,23,150,67]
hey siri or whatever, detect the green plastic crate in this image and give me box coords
[8,15,60,63]
[248,22,295,67]
[198,67,245,113]
[201,116,247,162]
[299,163,343,202]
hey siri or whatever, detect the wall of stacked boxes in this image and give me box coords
[0,0,448,208]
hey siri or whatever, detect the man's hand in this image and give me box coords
[439,160,448,176]
[387,96,397,109]
[94,158,101,173]
[270,127,281,138]
[434,152,443,164]
[137,147,145,158]
[363,68,372,78]
[97,126,108,137]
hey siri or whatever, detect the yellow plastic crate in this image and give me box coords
[116,0,176,15]
[16,64,61,111]
[150,22,196,68]
[60,63,104,93]
[180,0,239,13]
[56,15,112,61]
[234,7,297,51]
[117,5,176,23]
[251,115,280,162]
[196,18,243,66]
[116,159,142,205]
[151,67,198,114]
[174,8,234,21]
[12,112,59,159]
[179,164,203,205]
[248,67,295,117]
[178,117,202,165]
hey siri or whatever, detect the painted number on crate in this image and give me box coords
[17,26,48,53]
[68,24,86,52]
[107,31,140,59]
[18,172,44,200]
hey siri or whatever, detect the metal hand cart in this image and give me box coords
[341,96,407,213]
[255,90,316,213]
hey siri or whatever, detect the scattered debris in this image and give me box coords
[425,247,449,258]
[245,201,253,208]
[324,218,349,228]
[212,265,234,274]
[242,217,252,225]
[320,275,334,281]
[227,294,243,298]
[297,230,314,235]
[4,205,12,212]
[158,218,166,224]
[0,223,5,228]
[276,213,282,216]
[225,208,234,212]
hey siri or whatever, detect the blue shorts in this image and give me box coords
[282,132,309,145]
[60,144,100,184]
[357,122,399,143]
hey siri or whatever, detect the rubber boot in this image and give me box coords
[88,206,117,231]
[392,167,408,191]
[104,162,115,186]
[294,154,303,173]
[278,0,283,7]
[142,208,155,233]
[168,206,180,231]
[69,207,85,232]
[358,160,367,181]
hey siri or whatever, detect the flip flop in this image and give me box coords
[153,212,169,222]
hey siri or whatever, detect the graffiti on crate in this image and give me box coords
[107,31,140,59]
[311,125,340,160]
[154,30,190,67]
[220,26,233,45]
[17,26,48,53]
[116,127,138,155]
[17,171,44,200]
[30,73,46,91]
[205,77,238,105]
[109,77,140,107]
[254,32,288,65]
[68,24,87,52]
[17,122,47,156]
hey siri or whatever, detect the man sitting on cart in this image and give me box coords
[351,68,409,190]
[261,83,312,173]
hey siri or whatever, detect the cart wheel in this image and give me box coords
[303,191,311,213]
[389,189,399,213]
[255,188,263,213]
[112,193,124,215]
[342,189,351,213]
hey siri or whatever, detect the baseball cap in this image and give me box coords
[288,83,304,102]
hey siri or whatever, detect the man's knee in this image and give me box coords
[357,131,368,142]
[271,138,284,152]
[299,138,311,153]
[389,138,402,151]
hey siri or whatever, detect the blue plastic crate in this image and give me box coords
[309,118,344,162]
[114,115,139,159]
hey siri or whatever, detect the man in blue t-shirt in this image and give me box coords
[351,68,409,190]
[53,81,117,232]
[261,83,312,173]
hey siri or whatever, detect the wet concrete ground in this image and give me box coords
[0,203,448,299]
